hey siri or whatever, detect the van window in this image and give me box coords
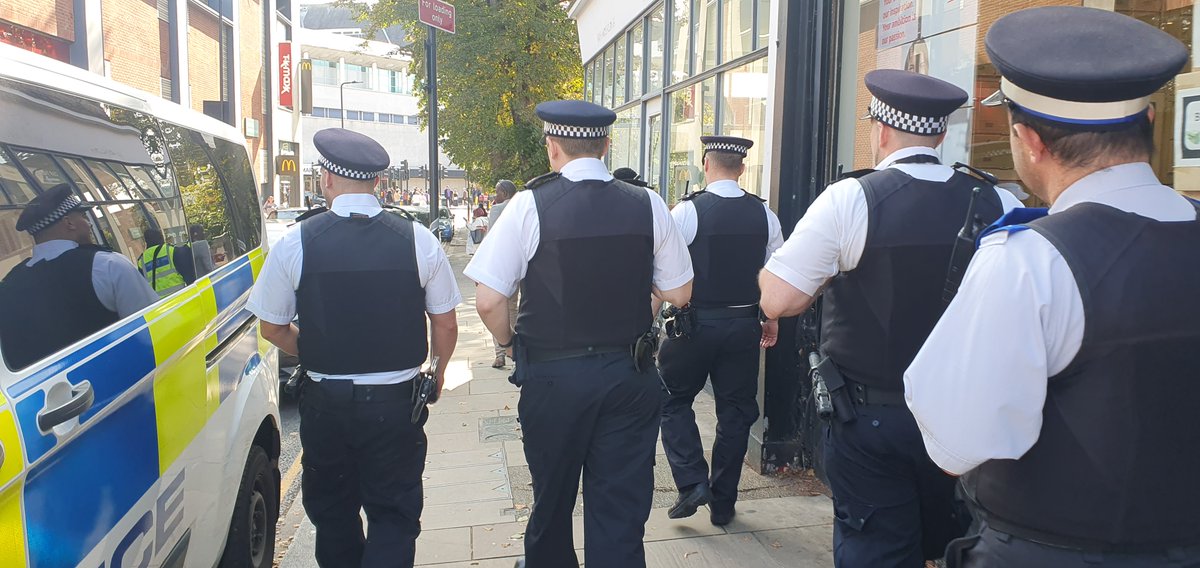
[212,138,262,251]
[164,125,239,272]
[0,147,38,205]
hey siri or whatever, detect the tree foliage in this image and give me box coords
[353,0,583,186]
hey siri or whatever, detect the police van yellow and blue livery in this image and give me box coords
[0,44,281,567]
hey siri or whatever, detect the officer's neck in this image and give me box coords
[1035,155,1151,206]
[704,175,739,185]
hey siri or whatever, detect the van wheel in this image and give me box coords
[220,446,278,568]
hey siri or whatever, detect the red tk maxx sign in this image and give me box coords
[418,0,456,34]
[278,42,293,109]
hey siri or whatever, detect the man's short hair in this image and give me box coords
[1010,106,1154,169]
[704,151,744,171]
[549,135,608,159]
[496,179,517,197]
[144,228,165,246]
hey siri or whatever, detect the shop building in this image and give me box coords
[571,0,1200,473]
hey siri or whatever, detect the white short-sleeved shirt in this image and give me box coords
[26,239,160,318]
[904,162,1198,475]
[763,146,1024,296]
[246,193,463,385]
[463,157,694,297]
[669,179,785,264]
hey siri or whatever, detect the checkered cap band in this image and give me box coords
[869,97,949,135]
[704,142,750,156]
[319,157,384,180]
[26,194,83,234]
[543,122,610,139]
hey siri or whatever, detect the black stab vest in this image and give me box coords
[686,190,769,307]
[820,162,1003,391]
[0,245,119,370]
[516,177,655,350]
[297,211,428,374]
[967,201,1200,550]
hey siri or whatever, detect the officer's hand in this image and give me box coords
[432,374,445,404]
[760,319,779,349]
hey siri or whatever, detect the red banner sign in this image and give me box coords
[419,0,456,34]
[279,42,293,109]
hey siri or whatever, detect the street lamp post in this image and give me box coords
[339,80,362,128]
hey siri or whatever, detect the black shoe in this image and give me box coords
[668,483,712,519]
[513,558,525,568]
[710,507,735,526]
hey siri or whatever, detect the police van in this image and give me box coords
[0,44,281,567]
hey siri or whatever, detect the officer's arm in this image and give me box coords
[427,310,458,390]
[759,270,816,319]
[260,321,299,356]
[654,282,692,308]
[476,284,513,346]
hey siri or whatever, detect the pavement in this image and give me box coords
[275,226,835,567]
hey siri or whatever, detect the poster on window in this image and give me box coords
[920,0,979,38]
[1175,87,1200,167]
[878,0,919,50]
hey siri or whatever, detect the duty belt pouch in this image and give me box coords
[508,335,529,387]
[633,329,658,373]
[662,305,696,339]
[816,356,857,423]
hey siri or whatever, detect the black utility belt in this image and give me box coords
[981,512,1200,555]
[307,378,415,402]
[525,344,631,364]
[692,305,760,321]
[844,378,906,407]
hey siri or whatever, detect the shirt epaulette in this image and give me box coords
[976,207,1050,246]
[681,189,708,201]
[745,189,766,203]
[525,172,562,189]
[294,206,329,223]
[837,168,876,181]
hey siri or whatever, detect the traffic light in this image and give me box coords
[401,159,409,180]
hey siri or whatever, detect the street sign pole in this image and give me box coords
[426,25,439,223]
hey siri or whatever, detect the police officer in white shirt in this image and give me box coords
[906,8,1200,567]
[247,128,462,568]
[658,135,784,526]
[759,70,1021,567]
[465,100,693,568]
[0,184,158,369]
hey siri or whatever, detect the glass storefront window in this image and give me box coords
[603,44,615,108]
[755,0,769,50]
[671,0,693,84]
[592,60,603,105]
[584,61,594,103]
[724,0,755,62]
[649,4,666,92]
[839,0,1195,196]
[631,24,645,98]
[721,57,769,195]
[648,112,663,189]
[611,106,643,173]
[615,35,628,107]
[666,76,717,205]
[695,0,719,71]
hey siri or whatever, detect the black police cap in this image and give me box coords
[16,184,89,234]
[700,135,754,157]
[536,100,616,139]
[983,7,1188,127]
[314,128,390,180]
[863,69,967,135]
[613,167,649,187]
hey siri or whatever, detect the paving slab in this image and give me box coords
[642,533,785,567]
[425,479,512,505]
[424,463,508,488]
[752,526,834,568]
[416,527,474,565]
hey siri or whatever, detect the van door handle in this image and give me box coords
[37,381,95,432]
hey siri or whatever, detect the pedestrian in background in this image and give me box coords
[262,194,278,219]
[466,100,692,568]
[487,179,519,368]
[906,8,1199,567]
[248,128,461,568]
[466,204,488,256]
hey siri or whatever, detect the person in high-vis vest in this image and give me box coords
[139,228,194,297]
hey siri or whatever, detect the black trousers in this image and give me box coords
[299,379,428,568]
[513,351,663,568]
[947,523,1200,568]
[658,317,761,514]
[824,403,966,567]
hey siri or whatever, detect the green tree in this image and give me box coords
[354,0,583,186]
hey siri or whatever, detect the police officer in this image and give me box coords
[465,100,693,568]
[906,8,1198,567]
[658,135,783,526]
[0,184,158,369]
[247,128,462,567]
[759,70,1022,566]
